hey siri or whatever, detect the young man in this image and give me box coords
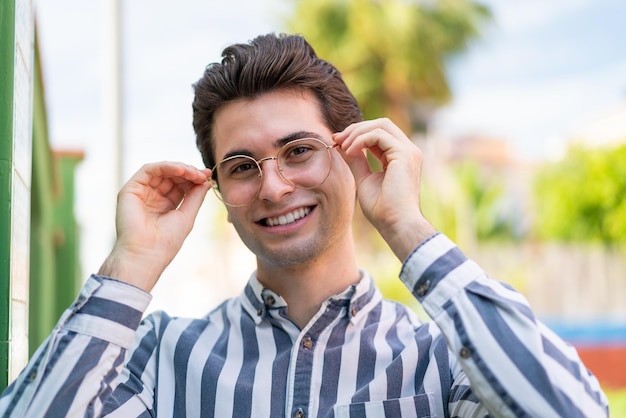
[0,33,608,417]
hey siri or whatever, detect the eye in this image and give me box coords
[282,140,319,163]
[232,161,256,174]
[220,157,259,179]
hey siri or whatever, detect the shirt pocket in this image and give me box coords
[333,393,436,418]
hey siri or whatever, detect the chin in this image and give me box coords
[255,241,325,269]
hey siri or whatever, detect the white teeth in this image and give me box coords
[266,207,311,226]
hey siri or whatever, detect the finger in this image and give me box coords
[337,118,408,145]
[177,181,211,218]
[136,162,209,187]
[158,174,212,210]
[342,128,399,162]
[161,181,190,209]
[337,147,372,186]
[137,163,209,202]
[124,177,185,212]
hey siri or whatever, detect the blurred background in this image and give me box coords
[5,0,626,411]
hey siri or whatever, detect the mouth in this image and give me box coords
[260,206,313,227]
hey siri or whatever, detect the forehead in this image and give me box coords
[212,90,332,160]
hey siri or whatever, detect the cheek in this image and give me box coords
[335,159,356,190]
[225,207,250,229]
[326,167,357,211]
[226,207,240,224]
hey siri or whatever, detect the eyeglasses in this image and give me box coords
[210,137,338,207]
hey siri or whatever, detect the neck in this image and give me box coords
[255,234,360,329]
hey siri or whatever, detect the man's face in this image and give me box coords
[211,89,356,269]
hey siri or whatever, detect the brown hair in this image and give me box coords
[192,33,362,168]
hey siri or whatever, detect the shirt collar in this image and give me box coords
[240,270,382,325]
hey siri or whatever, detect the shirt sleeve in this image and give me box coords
[399,233,609,418]
[0,275,152,418]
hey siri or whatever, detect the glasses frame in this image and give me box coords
[209,137,338,207]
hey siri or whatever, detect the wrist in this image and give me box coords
[381,216,437,262]
[98,246,165,292]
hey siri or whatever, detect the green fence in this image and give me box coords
[0,3,82,389]
[0,0,18,391]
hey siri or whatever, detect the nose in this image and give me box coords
[256,158,295,202]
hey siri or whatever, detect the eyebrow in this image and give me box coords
[220,131,325,161]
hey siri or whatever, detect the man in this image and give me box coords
[0,33,608,417]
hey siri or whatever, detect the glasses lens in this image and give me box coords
[278,138,332,189]
[211,138,333,207]
[212,155,261,206]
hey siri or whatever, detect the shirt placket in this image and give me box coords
[286,300,347,418]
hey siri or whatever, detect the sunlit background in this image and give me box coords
[34,0,626,408]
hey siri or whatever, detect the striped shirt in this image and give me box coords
[0,234,608,417]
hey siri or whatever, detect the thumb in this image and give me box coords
[178,182,210,220]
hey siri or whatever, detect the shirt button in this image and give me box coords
[265,295,276,306]
[459,347,471,359]
[416,282,429,297]
[302,337,314,349]
[293,408,305,418]
[28,370,37,382]
[256,307,263,316]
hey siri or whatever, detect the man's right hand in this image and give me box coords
[98,161,211,292]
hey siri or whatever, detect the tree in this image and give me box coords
[533,143,626,244]
[285,0,490,132]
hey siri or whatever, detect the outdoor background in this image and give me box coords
[34,0,626,412]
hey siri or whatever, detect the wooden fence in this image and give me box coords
[470,242,626,320]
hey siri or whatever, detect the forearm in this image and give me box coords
[400,234,609,417]
[0,276,151,417]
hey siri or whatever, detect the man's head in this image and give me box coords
[192,33,362,169]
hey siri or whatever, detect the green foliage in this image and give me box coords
[533,143,626,244]
[285,0,490,131]
[421,179,459,241]
[420,161,520,243]
[455,162,519,241]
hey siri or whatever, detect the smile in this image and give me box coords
[263,207,312,227]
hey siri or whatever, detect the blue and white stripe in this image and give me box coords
[0,233,608,417]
